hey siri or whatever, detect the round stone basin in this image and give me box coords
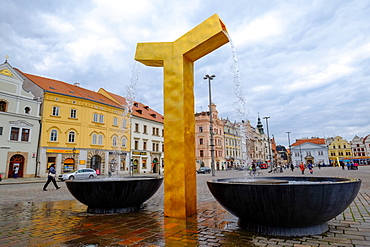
[207,176,361,237]
[66,176,163,214]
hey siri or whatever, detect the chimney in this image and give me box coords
[74,82,80,87]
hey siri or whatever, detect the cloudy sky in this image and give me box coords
[1,0,370,147]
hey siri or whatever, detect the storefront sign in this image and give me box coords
[132,151,147,155]
[46,149,80,154]
[109,151,128,155]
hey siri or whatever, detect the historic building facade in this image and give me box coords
[99,89,164,174]
[326,136,352,165]
[291,138,329,166]
[0,62,41,178]
[222,118,242,169]
[19,69,130,177]
[195,104,225,170]
[351,135,370,165]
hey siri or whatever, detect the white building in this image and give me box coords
[101,90,164,174]
[291,138,330,166]
[0,61,41,178]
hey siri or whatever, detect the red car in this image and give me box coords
[259,163,268,169]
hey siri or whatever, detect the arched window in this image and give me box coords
[122,137,127,147]
[50,129,58,141]
[68,131,75,143]
[0,101,7,112]
[112,136,117,146]
[98,134,103,145]
[92,134,97,144]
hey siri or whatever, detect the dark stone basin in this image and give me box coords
[66,176,163,214]
[207,176,361,236]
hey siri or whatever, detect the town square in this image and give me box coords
[1,0,370,246]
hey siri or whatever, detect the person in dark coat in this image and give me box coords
[43,164,61,191]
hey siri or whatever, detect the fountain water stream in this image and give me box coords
[227,35,251,169]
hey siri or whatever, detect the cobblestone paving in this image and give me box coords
[0,166,369,246]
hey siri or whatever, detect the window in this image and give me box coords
[143,125,147,134]
[135,123,139,132]
[0,101,7,112]
[93,113,99,122]
[70,109,77,119]
[143,141,147,150]
[112,136,117,146]
[68,131,75,143]
[122,137,127,147]
[10,127,19,141]
[152,127,155,135]
[122,119,127,129]
[200,138,203,145]
[21,129,30,142]
[24,107,31,114]
[0,126,3,135]
[52,106,60,116]
[134,140,139,150]
[199,127,203,132]
[99,114,104,123]
[200,150,204,157]
[318,151,323,155]
[50,129,58,141]
[98,135,103,145]
[92,134,97,144]
[113,117,118,126]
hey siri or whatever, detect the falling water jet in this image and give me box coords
[124,61,143,176]
[226,33,251,168]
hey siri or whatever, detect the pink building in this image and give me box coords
[195,104,225,170]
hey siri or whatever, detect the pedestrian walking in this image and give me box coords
[290,163,294,172]
[13,166,19,179]
[307,162,313,174]
[299,162,305,174]
[43,164,61,191]
[354,162,359,170]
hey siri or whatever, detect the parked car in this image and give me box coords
[196,167,211,174]
[58,168,97,181]
[259,163,268,169]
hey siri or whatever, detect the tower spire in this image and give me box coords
[257,113,264,135]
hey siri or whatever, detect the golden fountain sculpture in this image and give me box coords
[135,14,229,218]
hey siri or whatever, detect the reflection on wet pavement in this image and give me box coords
[0,200,257,246]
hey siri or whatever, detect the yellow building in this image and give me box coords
[327,136,353,166]
[18,69,130,177]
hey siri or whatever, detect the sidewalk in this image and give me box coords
[0,177,45,185]
[0,172,163,185]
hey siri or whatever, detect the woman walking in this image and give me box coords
[43,164,61,191]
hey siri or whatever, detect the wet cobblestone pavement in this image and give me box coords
[0,166,370,246]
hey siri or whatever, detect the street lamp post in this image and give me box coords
[204,74,216,176]
[263,117,272,171]
[72,147,76,169]
[286,132,291,166]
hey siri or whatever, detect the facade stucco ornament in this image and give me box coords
[9,120,34,127]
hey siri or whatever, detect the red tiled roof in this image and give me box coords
[15,68,122,109]
[101,89,164,124]
[291,138,325,146]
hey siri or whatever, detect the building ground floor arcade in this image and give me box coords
[35,147,164,177]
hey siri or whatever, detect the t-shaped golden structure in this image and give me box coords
[135,14,229,218]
